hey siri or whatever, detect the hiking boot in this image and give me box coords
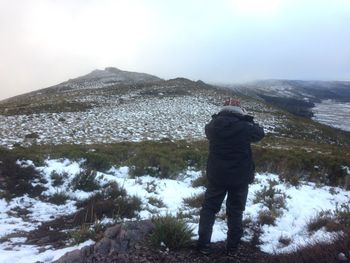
[197,243,213,255]
[226,246,238,257]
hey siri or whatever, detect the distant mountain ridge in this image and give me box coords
[227,79,350,118]
[229,79,350,102]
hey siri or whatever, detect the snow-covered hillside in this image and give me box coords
[312,100,350,132]
[0,96,280,149]
[0,76,283,149]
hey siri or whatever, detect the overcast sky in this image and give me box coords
[1,0,350,100]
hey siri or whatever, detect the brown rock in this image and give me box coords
[54,220,155,263]
[56,249,82,263]
[93,237,111,254]
[104,224,122,239]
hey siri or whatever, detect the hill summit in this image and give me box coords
[52,67,163,91]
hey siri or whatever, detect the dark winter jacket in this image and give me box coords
[205,110,265,187]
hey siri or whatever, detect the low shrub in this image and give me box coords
[258,210,277,226]
[191,175,207,188]
[253,179,287,217]
[74,182,141,224]
[47,191,69,205]
[103,181,127,199]
[71,169,100,192]
[250,222,263,248]
[0,156,46,199]
[115,195,142,219]
[70,224,93,245]
[278,235,292,247]
[307,204,350,234]
[85,152,111,172]
[144,180,158,193]
[150,215,194,249]
[182,192,205,208]
[269,229,350,263]
[148,196,166,208]
[307,210,339,233]
[50,171,66,187]
[334,203,350,229]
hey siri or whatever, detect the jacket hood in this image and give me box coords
[220,105,246,115]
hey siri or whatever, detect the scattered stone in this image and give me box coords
[0,85,279,148]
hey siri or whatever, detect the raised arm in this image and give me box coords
[247,122,265,142]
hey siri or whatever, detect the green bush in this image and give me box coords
[85,152,111,171]
[253,179,287,214]
[50,170,67,187]
[115,195,142,219]
[103,181,127,199]
[307,206,350,233]
[70,224,93,245]
[150,215,194,249]
[183,192,205,208]
[191,175,207,188]
[75,181,141,222]
[307,213,337,233]
[46,191,69,205]
[258,210,277,226]
[335,203,350,229]
[0,156,47,200]
[71,169,100,192]
[148,196,166,208]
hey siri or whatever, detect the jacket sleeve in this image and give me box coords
[247,122,265,142]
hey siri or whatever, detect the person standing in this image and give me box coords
[198,98,265,256]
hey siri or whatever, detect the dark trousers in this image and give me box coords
[198,183,249,248]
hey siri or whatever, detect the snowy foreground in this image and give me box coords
[0,159,349,263]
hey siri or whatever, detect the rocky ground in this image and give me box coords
[54,220,269,263]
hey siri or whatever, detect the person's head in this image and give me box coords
[221,98,247,115]
[224,98,241,107]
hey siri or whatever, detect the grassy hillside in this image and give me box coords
[1,135,349,188]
